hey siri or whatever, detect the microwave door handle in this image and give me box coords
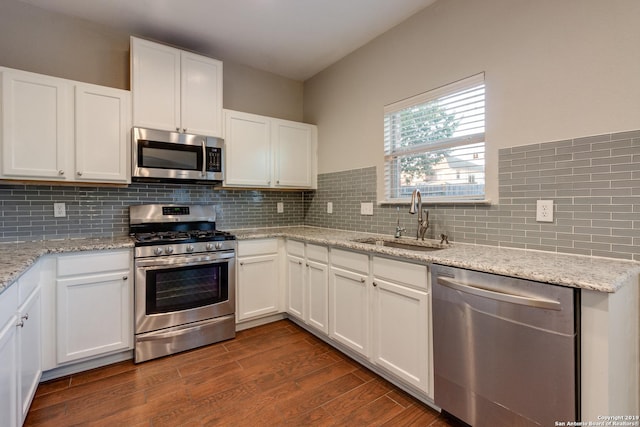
[202,140,207,178]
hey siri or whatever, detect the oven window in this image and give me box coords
[145,263,228,314]
[139,140,201,170]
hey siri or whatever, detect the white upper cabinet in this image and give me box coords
[180,52,223,136]
[0,67,131,184]
[224,110,271,187]
[75,83,130,183]
[1,69,70,180]
[130,38,180,132]
[131,37,223,137]
[223,109,317,189]
[273,119,315,188]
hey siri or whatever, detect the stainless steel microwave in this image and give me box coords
[132,127,224,184]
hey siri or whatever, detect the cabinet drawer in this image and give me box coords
[306,244,328,263]
[331,248,369,274]
[57,250,131,277]
[18,262,41,305]
[0,284,18,328]
[238,239,278,257]
[373,257,428,290]
[286,240,305,257]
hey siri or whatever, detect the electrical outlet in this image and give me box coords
[536,200,553,222]
[53,202,66,218]
[277,202,284,213]
[327,202,333,214]
[360,202,374,216]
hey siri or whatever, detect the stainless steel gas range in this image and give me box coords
[129,204,236,363]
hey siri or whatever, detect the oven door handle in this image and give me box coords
[135,253,234,268]
[136,315,234,342]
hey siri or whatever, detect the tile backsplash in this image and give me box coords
[0,183,304,242]
[305,130,640,261]
[1,129,638,261]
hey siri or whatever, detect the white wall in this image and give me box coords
[0,0,304,122]
[303,0,640,201]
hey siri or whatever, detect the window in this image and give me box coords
[383,73,485,202]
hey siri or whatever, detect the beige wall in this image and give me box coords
[303,0,640,201]
[0,0,304,122]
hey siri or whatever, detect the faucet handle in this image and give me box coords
[440,233,449,245]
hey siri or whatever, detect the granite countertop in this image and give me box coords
[231,226,640,293]
[1,226,639,295]
[0,236,134,294]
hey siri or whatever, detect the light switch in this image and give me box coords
[360,202,374,216]
[53,203,66,218]
[277,202,284,213]
[327,202,333,214]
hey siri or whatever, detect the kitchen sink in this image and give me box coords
[352,237,446,252]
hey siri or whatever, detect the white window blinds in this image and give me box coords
[384,73,485,202]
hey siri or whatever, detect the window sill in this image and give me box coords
[379,199,492,206]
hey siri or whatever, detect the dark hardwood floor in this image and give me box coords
[26,320,457,426]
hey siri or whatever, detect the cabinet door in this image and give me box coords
[1,69,70,180]
[17,287,41,423]
[273,119,315,188]
[131,37,181,132]
[224,110,272,187]
[329,266,369,357]
[286,254,305,320]
[75,84,131,183]
[237,254,280,321]
[181,52,223,136]
[56,272,132,363]
[372,277,429,394]
[307,260,329,334]
[0,316,18,427]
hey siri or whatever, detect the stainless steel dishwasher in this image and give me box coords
[431,264,580,427]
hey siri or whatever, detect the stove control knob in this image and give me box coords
[153,248,163,256]
[206,243,215,251]
[165,247,174,254]
[215,242,223,250]
[186,245,194,253]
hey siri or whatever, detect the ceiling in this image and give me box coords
[19,0,437,81]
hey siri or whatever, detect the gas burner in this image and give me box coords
[135,231,191,243]
[131,230,235,246]
[129,204,236,251]
[189,230,215,239]
[188,230,235,240]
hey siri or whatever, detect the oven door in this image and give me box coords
[134,251,235,334]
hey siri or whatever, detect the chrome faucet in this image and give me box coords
[394,207,406,238]
[409,189,429,240]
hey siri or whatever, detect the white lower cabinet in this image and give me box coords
[0,285,19,427]
[17,284,41,423]
[306,256,329,334]
[286,251,305,320]
[328,249,370,358]
[323,249,432,397]
[237,239,281,321]
[0,263,43,427]
[55,250,133,364]
[372,256,430,396]
[285,241,329,334]
[285,240,305,321]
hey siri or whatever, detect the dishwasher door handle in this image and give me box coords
[436,277,562,310]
